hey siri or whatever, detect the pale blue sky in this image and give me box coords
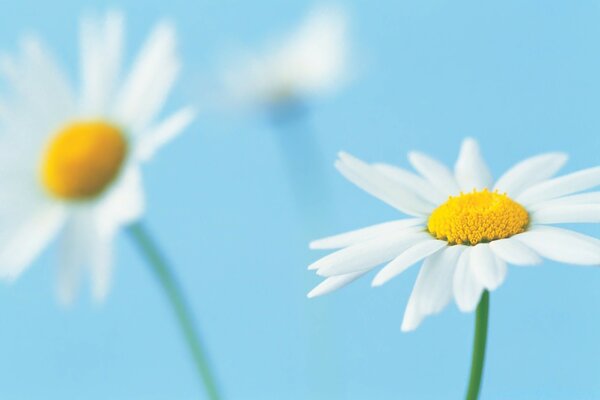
[0,0,599,399]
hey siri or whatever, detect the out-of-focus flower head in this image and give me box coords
[0,11,195,303]
[220,5,351,112]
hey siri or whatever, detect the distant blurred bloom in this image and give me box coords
[0,12,194,303]
[220,5,350,111]
[309,138,600,331]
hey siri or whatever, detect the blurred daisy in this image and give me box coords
[308,138,600,331]
[220,5,350,110]
[0,12,195,303]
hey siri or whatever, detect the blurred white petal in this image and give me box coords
[80,11,124,113]
[115,22,179,132]
[136,107,196,161]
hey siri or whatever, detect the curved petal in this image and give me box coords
[336,152,434,216]
[401,245,463,332]
[80,11,123,114]
[309,218,424,250]
[408,151,460,196]
[493,153,568,197]
[453,247,484,312]
[57,209,92,304]
[115,22,179,132]
[517,167,600,206]
[95,166,145,236]
[373,163,445,205]
[488,237,542,266]
[469,244,507,291]
[513,226,600,265]
[1,37,75,129]
[307,271,368,298]
[371,238,447,287]
[312,230,429,276]
[135,107,196,161]
[0,202,65,280]
[58,208,115,304]
[454,138,493,191]
[89,231,114,302]
[531,204,600,224]
[528,191,600,211]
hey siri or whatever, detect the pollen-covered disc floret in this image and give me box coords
[41,121,128,200]
[427,189,529,245]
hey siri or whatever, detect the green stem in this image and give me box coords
[129,222,221,400]
[465,290,489,400]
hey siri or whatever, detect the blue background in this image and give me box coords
[1,0,599,399]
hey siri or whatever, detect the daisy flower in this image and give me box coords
[308,138,600,331]
[220,5,350,110]
[0,12,195,303]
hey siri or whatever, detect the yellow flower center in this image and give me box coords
[427,189,529,245]
[41,121,128,200]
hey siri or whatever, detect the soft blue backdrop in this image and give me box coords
[0,0,599,399]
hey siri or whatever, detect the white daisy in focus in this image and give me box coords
[0,12,195,303]
[220,5,350,110]
[308,139,600,331]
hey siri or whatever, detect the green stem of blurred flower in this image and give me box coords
[129,222,221,400]
[465,290,489,400]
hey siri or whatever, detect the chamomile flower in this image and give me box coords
[220,5,349,110]
[308,138,600,331]
[0,12,195,303]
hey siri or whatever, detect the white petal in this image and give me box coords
[531,205,600,224]
[453,247,484,312]
[336,152,434,216]
[309,218,424,250]
[529,192,600,211]
[80,11,124,113]
[307,271,367,298]
[488,237,542,266]
[371,239,447,287]
[135,107,196,161]
[89,231,113,302]
[408,151,460,196]
[493,153,568,197]
[516,167,600,206]
[454,138,493,191]
[1,37,75,128]
[95,166,145,236]
[400,246,463,332]
[513,226,600,265]
[373,163,445,204]
[469,244,507,291]
[0,202,65,280]
[57,210,92,304]
[57,208,115,304]
[311,230,429,276]
[115,22,179,132]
